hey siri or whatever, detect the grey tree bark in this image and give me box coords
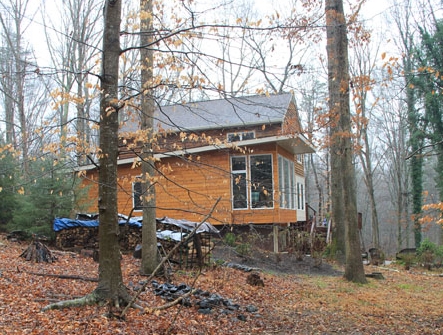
[350,41,381,249]
[325,0,367,283]
[140,0,160,275]
[95,0,132,304]
[42,0,101,165]
[0,0,31,172]
[42,0,132,311]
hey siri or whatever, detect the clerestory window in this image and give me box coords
[227,131,255,142]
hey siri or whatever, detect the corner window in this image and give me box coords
[231,154,273,210]
[278,155,296,209]
[297,181,305,210]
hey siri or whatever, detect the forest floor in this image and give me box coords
[1,235,443,334]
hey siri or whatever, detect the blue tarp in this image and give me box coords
[53,216,142,232]
[53,215,219,235]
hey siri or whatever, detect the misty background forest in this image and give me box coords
[0,0,442,257]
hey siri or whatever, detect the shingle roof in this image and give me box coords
[120,93,294,133]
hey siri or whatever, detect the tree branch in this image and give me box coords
[120,197,221,318]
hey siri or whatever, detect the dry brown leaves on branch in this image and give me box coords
[1,236,443,334]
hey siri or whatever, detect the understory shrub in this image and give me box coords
[417,239,438,270]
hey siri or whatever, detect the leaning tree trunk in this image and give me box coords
[325,0,367,283]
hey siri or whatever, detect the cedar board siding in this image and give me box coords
[78,143,303,226]
[118,123,285,161]
[282,101,302,135]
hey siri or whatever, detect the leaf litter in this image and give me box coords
[1,237,443,334]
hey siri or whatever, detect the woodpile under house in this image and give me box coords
[53,215,219,268]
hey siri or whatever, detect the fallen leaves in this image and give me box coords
[1,237,443,334]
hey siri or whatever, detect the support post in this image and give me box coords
[273,225,279,253]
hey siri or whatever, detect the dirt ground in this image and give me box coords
[211,241,343,277]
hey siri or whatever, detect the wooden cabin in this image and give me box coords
[76,93,315,228]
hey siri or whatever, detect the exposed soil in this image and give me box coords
[211,241,343,277]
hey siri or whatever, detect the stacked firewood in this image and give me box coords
[55,225,142,251]
[55,227,99,250]
[118,225,142,250]
[55,221,215,268]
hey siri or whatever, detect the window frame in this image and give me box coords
[231,156,248,209]
[278,155,296,209]
[250,154,274,209]
[230,154,274,210]
[227,130,255,142]
[296,179,305,210]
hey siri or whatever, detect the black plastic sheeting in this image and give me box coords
[145,280,259,317]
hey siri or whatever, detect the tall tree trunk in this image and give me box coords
[391,0,419,249]
[0,0,30,172]
[0,46,16,147]
[309,154,323,220]
[406,66,423,248]
[95,0,131,304]
[140,0,159,275]
[326,0,367,283]
[42,0,131,311]
[357,106,380,249]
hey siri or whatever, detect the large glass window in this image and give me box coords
[278,155,296,209]
[231,154,273,209]
[297,181,305,210]
[250,155,273,208]
[231,156,247,209]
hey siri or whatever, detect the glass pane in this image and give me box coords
[289,161,295,209]
[297,183,301,209]
[284,159,290,208]
[242,131,255,140]
[250,155,273,208]
[133,182,143,210]
[231,156,246,171]
[228,133,240,142]
[300,183,304,210]
[278,156,284,206]
[232,172,247,209]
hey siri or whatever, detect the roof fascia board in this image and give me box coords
[75,134,315,171]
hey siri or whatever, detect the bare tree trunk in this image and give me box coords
[309,154,323,219]
[42,0,100,165]
[140,0,159,275]
[42,0,131,312]
[0,47,16,146]
[95,0,131,304]
[351,48,381,249]
[0,0,30,172]
[326,0,367,283]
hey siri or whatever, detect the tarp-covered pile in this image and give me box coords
[53,215,142,232]
[54,215,219,267]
